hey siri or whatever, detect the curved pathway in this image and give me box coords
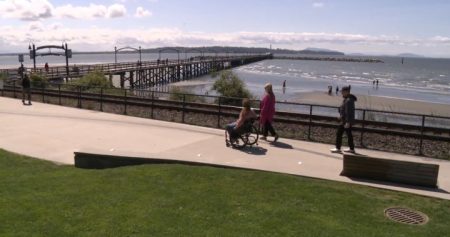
[1,97,449,200]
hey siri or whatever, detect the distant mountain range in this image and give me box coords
[348,52,426,58]
[396,53,425,58]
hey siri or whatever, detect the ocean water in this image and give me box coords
[1,53,449,104]
[170,57,450,105]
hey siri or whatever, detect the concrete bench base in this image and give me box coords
[341,154,439,188]
[74,151,235,170]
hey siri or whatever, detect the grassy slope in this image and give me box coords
[0,149,449,237]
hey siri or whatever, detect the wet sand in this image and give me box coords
[292,91,450,117]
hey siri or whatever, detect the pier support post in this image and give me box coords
[130,71,134,89]
[120,73,125,89]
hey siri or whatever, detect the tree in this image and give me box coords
[212,70,253,106]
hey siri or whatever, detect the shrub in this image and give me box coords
[30,74,48,88]
[66,70,113,93]
[169,86,205,103]
[212,70,253,106]
[209,68,219,78]
[0,73,6,81]
[0,73,5,88]
[72,70,113,89]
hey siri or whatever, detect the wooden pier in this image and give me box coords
[1,54,272,89]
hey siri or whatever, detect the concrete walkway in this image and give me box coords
[1,96,449,200]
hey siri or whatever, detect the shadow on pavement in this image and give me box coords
[235,146,268,156]
[269,141,293,149]
[293,146,341,159]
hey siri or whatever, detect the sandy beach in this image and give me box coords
[292,91,450,117]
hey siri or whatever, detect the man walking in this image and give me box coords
[331,86,357,153]
[22,74,32,105]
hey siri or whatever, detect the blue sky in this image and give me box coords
[1,0,450,57]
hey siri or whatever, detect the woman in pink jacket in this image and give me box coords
[260,83,279,142]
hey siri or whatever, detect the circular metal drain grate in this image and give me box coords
[385,207,429,225]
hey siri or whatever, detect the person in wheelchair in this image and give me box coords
[225,98,257,146]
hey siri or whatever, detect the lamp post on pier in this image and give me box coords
[62,42,70,81]
[28,43,36,69]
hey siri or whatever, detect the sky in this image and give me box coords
[1,0,450,57]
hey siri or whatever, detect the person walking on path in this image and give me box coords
[44,63,49,73]
[21,74,32,105]
[18,63,25,78]
[331,86,357,153]
[260,83,279,142]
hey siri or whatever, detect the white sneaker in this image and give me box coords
[343,148,355,153]
[330,148,342,153]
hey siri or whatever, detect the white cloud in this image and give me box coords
[53,3,126,19]
[312,2,325,8]
[0,0,53,21]
[28,21,44,31]
[431,36,450,43]
[0,1,127,20]
[107,4,127,18]
[49,22,63,30]
[54,4,107,19]
[135,7,152,18]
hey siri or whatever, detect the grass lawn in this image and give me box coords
[0,149,449,237]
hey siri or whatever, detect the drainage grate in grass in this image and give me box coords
[385,207,429,225]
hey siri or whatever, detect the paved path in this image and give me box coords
[1,97,449,200]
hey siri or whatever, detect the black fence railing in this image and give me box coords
[1,82,449,160]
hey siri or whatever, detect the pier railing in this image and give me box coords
[1,83,449,160]
[1,54,271,81]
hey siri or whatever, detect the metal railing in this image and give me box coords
[1,82,449,159]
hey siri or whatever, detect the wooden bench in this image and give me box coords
[341,154,439,188]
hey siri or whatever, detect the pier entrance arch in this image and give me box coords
[29,43,71,80]
[114,46,142,64]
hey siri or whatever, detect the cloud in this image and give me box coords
[134,7,152,18]
[53,3,126,19]
[28,21,44,31]
[312,2,325,8]
[49,22,63,30]
[0,1,127,21]
[107,4,127,18]
[430,36,450,43]
[0,0,53,21]
[0,24,449,56]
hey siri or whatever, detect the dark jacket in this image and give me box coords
[339,94,357,125]
[22,76,31,89]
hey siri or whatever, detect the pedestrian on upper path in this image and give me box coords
[21,74,32,105]
[260,83,279,142]
[331,86,357,153]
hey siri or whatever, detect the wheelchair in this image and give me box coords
[225,119,260,149]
